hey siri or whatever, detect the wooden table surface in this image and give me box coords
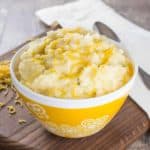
[0,0,149,149]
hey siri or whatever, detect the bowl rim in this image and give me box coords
[10,40,138,108]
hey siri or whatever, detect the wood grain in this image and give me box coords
[0,0,150,149]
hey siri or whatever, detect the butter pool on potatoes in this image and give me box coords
[18,27,132,99]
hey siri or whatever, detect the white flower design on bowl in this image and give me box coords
[44,115,110,138]
[26,102,49,120]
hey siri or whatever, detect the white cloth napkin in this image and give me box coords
[36,0,150,118]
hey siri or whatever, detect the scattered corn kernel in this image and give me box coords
[0,102,5,109]
[11,85,17,92]
[14,99,23,107]
[18,119,27,125]
[15,93,20,100]
[7,105,16,115]
[0,60,11,91]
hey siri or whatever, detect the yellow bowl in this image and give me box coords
[10,43,137,138]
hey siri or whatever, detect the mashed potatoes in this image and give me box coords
[18,27,132,99]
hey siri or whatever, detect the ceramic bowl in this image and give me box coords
[10,42,137,138]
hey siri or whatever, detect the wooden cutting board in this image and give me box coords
[0,26,149,150]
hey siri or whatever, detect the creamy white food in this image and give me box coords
[17,27,133,99]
